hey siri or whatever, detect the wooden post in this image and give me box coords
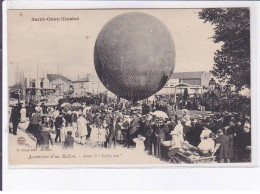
[117,95,120,104]
[174,87,177,111]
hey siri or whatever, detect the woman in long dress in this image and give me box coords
[102,119,110,148]
[20,105,27,123]
[77,113,88,145]
[173,119,184,142]
[90,123,99,148]
[116,119,124,144]
[99,125,107,147]
[60,126,66,147]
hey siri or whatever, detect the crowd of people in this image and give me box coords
[9,94,251,163]
[158,93,250,114]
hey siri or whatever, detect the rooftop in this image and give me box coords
[9,83,22,93]
[47,74,72,83]
[72,77,89,83]
[171,71,206,79]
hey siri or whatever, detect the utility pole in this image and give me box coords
[58,62,60,95]
[36,61,39,101]
[28,67,30,102]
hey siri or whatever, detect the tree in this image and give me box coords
[199,8,250,90]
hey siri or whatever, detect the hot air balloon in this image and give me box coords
[94,12,175,102]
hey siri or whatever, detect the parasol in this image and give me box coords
[37,102,43,106]
[72,102,82,107]
[150,110,168,119]
[45,101,59,106]
[85,106,92,110]
[61,102,70,107]
[61,103,72,112]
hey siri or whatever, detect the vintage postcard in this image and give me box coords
[7,8,252,166]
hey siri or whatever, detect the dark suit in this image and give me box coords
[10,107,21,135]
[122,120,130,147]
[145,122,154,154]
[55,116,63,142]
[192,122,203,147]
[151,123,159,156]
[215,134,230,162]
[108,122,117,148]
[129,117,139,136]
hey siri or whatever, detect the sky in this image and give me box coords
[8,9,221,86]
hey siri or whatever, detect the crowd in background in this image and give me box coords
[156,93,250,114]
[9,92,251,163]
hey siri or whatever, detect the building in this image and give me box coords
[171,71,212,87]
[156,71,212,96]
[72,77,89,96]
[174,83,203,95]
[47,74,73,95]
[72,74,106,96]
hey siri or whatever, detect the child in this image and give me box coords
[99,126,107,147]
[65,123,76,139]
[90,123,99,148]
[63,131,74,149]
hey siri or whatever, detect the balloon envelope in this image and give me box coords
[94,12,175,101]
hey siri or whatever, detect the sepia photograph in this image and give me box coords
[7,8,251,166]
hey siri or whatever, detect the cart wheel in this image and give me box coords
[169,156,181,164]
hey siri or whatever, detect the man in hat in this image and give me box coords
[104,110,112,124]
[53,107,60,130]
[192,117,204,147]
[143,116,152,150]
[166,117,176,139]
[107,118,117,148]
[10,105,21,135]
[122,115,130,147]
[223,112,232,127]
[128,115,140,143]
[207,117,218,134]
[156,118,168,159]
[94,112,102,128]
[138,114,146,137]
[215,129,231,163]
[149,119,158,155]
[8,106,13,133]
[224,120,237,160]
[55,111,63,143]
